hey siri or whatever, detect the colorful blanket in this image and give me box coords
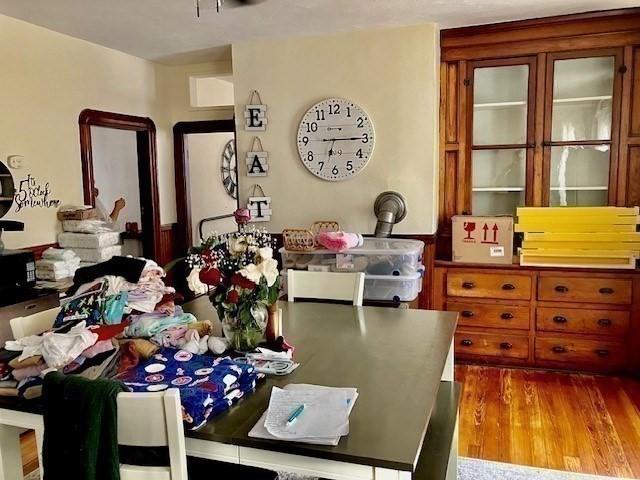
[116,348,258,430]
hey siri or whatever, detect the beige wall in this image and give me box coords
[0,14,169,249]
[232,24,440,234]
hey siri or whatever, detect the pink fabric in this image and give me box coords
[317,231,363,252]
[13,362,47,381]
[82,339,115,359]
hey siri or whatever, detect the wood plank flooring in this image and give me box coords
[456,364,640,479]
[19,366,640,478]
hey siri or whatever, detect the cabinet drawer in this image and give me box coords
[536,307,630,336]
[447,301,530,330]
[535,337,627,370]
[538,277,632,304]
[446,273,531,300]
[0,292,59,322]
[455,332,529,359]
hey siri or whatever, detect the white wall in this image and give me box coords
[187,132,238,243]
[232,24,440,234]
[91,126,142,226]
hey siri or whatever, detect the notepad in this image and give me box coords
[249,384,359,446]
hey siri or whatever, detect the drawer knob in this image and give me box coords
[501,283,516,291]
[500,312,514,320]
[599,287,614,295]
[460,339,473,347]
[551,345,567,354]
[499,342,513,350]
[461,310,474,318]
[462,282,475,290]
[595,349,610,358]
[554,285,569,293]
[553,316,568,324]
[597,318,612,327]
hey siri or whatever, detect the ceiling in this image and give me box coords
[0,0,636,65]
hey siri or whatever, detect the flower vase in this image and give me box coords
[222,303,268,352]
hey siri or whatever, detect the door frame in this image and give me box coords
[173,119,238,255]
[78,109,161,261]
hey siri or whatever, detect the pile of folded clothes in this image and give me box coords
[35,248,81,281]
[0,255,260,430]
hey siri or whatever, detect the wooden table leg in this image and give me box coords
[0,424,24,480]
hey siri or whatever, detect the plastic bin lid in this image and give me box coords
[280,237,424,255]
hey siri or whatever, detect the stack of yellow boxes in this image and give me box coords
[516,207,640,268]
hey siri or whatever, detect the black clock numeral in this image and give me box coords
[346,106,352,118]
[302,136,309,146]
[329,104,341,115]
[316,110,325,121]
[306,122,318,133]
[332,165,339,175]
[307,151,314,161]
[318,161,324,171]
[357,117,364,128]
[346,161,353,171]
[356,148,363,159]
[362,133,369,144]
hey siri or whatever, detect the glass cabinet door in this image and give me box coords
[546,53,619,206]
[471,61,534,216]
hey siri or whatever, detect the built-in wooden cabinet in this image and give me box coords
[434,9,640,374]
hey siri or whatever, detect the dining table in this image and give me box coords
[0,297,459,480]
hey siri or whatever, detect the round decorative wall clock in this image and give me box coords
[296,98,375,181]
[220,139,238,199]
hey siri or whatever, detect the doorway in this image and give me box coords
[174,120,238,255]
[79,109,161,261]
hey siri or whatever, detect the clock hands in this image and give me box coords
[321,136,366,142]
[327,139,336,158]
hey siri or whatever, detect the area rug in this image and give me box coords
[277,457,631,479]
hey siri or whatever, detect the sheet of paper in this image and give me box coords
[264,386,350,439]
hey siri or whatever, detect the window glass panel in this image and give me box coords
[473,191,525,216]
[472,149,526,216]
[473,65,528,145]
[549,145,610,206]
[551,57,615,142]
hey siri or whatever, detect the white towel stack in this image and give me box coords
[36,248,81,281]
[57,227,122,265]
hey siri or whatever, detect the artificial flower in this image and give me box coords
[187,267,208,295]
[226,289,240,304]
[238,263,262,285]
[199,267,221,286]
[231,272,256,290]
[258,247,273,260]
[239,258,279,287]
[229,236,248,256]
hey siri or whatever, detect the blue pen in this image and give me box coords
[286,404,306,426]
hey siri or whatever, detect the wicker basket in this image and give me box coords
[282,221,340,251]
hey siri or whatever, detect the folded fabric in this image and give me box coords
[187,321,213,338]
[150,326,188,348]
[68,256,147,296]
[62,219,114,234]
[317,231,364,252]
[82,340,116,359]
[118,339,158,360]
[56,281,108,327]
[88,322,129,342]
[36,259,80,273]
[117,341,140,374]
[43,372,126,480]
[58,231,120,249]
[18,377,43,400]
[7,321,99,369]
[73,344,121,381]
[9,354,43,369]
[126,308,196,338]
[0,388,18,397]
[12,361,48,381]
[42,247,78,261]
[102,292,128,325]
[117,348,257,430]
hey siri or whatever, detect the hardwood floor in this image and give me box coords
[19,365,640,478]
[456,364,640,479]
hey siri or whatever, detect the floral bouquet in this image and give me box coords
[186,227,279,351]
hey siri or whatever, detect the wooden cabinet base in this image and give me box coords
[433,261,640,374]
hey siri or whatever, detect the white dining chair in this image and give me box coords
[287,270,365,306]
[10,307,59,339]
[117,389,188,480]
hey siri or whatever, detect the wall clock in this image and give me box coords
[220,139,238,199]
[297,98,374,181]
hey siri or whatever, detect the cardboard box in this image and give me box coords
[452,215,514,265]
[57,207,99,221]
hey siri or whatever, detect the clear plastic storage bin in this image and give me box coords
[279,238,424,276]
[364,272,423,302]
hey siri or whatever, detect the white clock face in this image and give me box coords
[297,98,374,181]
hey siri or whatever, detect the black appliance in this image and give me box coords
[0,249,36,295]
